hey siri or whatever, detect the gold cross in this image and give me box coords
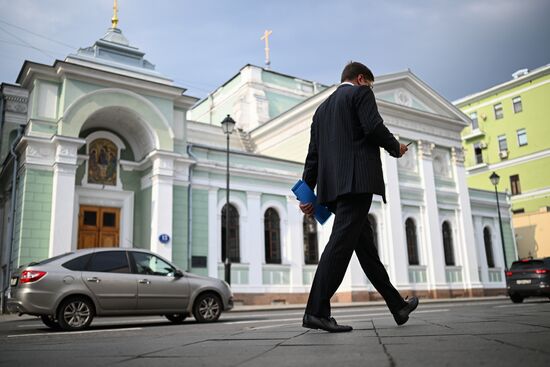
[112,0,119,28]
[261,30,273,67]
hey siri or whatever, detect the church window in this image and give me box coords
[442,221,455,266]
[303,215,318,265]
[221,204,240,262]
[264,208,281,264]
[405,218,419,265]
[483,227,495,268]
[88,139,118,186]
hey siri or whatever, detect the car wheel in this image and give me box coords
[40,315,61,330]
[57,296,94,331]
[193,293,222,322]
[165,314,187,324]
[510,295,524,303]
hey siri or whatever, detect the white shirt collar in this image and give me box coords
[340,82,354,87]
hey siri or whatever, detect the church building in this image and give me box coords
[0,12,516,307]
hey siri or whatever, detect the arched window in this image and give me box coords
[221,204,240,262]
[368,214,378,251]
[303,215,318,265]
[264,208,281,264]
[405,218,419,265]
[484,227,495,268]
[442,221,455,266]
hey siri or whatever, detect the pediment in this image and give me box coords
[374,71,469,123]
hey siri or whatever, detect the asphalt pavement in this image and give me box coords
[0,298,549,367]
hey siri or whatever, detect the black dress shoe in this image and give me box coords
[302,314,353,332]
[393,296,419,326]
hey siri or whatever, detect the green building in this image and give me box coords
[455,64,550,260]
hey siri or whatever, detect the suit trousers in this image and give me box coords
[305,193,406,318]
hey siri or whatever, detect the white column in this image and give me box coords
[207,188,218,278]
[150,153,175,260]
[49,137,85,257]
[246,192,263,288]
[286,195,304,288]
[418,140,447,289]
[382,151,409,287]
[452,147,482,289]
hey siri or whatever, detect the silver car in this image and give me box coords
[7,248,234,331]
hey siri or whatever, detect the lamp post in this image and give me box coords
[489,172,507,271]
[221,114,236,284]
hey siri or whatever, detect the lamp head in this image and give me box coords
[221,114,236,134]
[489,171,500,186]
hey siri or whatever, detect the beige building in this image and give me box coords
[513,208,550,259]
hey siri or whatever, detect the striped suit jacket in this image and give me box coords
[302,83,400,206]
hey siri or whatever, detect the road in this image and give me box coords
[1,298,549,366]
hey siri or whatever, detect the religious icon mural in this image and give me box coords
[88,138,118,185]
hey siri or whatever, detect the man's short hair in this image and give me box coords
[340,61,374,83]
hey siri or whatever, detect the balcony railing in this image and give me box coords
[217,263,249,285]
[262,264,291,285]
[409,265,427,283]
[303,265,317,285]
[445,266,463,283]
[488,268,503,282]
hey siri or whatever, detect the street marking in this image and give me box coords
[494,303,540,308]
[7,327,142,338]
[18,318,166,328]
[223,309,449,326]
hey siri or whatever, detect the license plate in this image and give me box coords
[10,277,18,286]
[516,279,531,285]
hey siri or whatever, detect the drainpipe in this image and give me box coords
[0,93,4,158]
[1,125,24,313]
[186,144,198,272]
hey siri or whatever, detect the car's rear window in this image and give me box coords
[29,252,74,266]
[62,254,93,271]
[511,260,544,270]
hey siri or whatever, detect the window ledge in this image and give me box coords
[462,129,486,141]
[466,163,488,172]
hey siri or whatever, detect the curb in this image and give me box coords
[229,295,509,312]
[0,296,510,321]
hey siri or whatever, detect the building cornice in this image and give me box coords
[16,60,193,102]
[467,148,550,174]
[454,64,550,107]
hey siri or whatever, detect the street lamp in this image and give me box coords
[489,171,508,271]
[221,114,236,284]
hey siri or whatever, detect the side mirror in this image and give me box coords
[174,269,184,278]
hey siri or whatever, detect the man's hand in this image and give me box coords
[299,202,315,216]
[398,143,409,158]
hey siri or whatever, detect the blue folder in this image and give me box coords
[291,179,332,225]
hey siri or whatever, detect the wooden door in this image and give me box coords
[78,206,120,249]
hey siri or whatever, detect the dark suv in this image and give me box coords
[506,257,550,303]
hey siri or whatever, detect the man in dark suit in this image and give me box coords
[300,62,419,332]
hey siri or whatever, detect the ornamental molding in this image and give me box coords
[417,140,435,159]
[451,146,465,165]
[5,100,28,114]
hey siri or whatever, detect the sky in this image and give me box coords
[0,0,549,102]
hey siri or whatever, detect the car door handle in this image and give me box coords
[87,277,101,283]
[138,279,151,284]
